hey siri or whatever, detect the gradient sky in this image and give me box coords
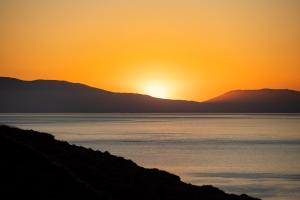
[1,0,299,101]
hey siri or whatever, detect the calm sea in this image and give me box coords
[1,113,299,200]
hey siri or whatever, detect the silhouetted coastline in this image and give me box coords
[0,125,260,200]
[1,77,300,113]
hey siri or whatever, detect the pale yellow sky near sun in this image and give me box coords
[0,0,299,101]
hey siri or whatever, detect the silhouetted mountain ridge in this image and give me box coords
[1,77,299,112]
[0,125,260,200]
[207,89,300,103]
[203,89,300,112]
[0,77,202,112]
[0,77,111,93]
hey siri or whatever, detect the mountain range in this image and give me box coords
[1,77,299,113]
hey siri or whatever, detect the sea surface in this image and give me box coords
[1,113,300,200]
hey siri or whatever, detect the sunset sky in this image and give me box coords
[1,0,299,101]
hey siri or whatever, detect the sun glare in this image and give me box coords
[144,84,168,99]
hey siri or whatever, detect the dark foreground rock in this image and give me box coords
[0,125,260,200]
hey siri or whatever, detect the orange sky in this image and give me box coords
[1,0,300,101]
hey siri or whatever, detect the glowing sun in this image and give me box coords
[144,84,169,99]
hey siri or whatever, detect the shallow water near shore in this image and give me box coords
[1,113,300,200]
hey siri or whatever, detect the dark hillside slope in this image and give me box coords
[0,125,260,200]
